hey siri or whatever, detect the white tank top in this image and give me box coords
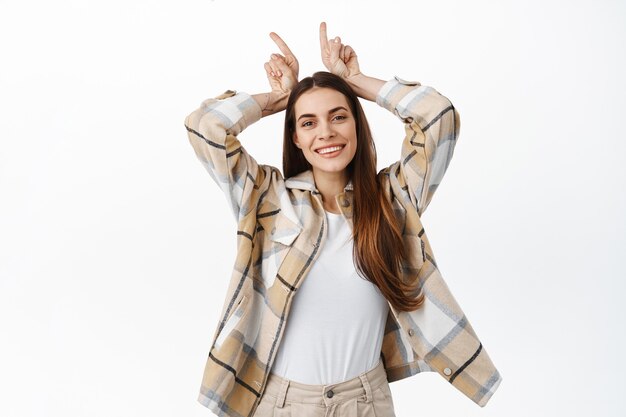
[270,210,390,385]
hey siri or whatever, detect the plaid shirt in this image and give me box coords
[184,76,502,417]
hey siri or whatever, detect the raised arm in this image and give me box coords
[183,33,299,221]
[319,22,460,215]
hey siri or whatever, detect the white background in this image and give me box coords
[1,0,625,416]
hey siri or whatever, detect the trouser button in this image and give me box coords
[326,389,334,398]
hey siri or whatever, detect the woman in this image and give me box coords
[184,22,502,417]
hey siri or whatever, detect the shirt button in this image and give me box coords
[407,328,414,336]
[443,367,452,376]
[326,390,334,398]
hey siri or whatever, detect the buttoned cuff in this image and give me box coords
[375,76,422,113]
[200,90,262,136]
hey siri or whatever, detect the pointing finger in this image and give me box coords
[319,21,329,51]
[269,32,294,57]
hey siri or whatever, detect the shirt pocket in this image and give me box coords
[256,202,303,286]
[257,207,302,248]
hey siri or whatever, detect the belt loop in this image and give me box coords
[275,377,290,408]
[358,372,373,403]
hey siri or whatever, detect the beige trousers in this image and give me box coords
[252,359,397,417]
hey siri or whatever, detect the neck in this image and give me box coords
[312,169,349,213]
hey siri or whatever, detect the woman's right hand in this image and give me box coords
[264,32,299,98]
[319,22,361,80]
[256,32,298,116]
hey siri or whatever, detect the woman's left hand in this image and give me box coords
[319,22,361,80]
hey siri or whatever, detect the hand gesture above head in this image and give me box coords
[319,22,361,80]
[264,32,299,95]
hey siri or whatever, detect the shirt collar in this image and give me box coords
[284,169,353,192]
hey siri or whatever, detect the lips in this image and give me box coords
[316,145,345,155]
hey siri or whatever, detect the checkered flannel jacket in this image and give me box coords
[184,76,502,417]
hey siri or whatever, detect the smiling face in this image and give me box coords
[292,87,358,182]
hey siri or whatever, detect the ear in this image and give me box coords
[292,132,302,149]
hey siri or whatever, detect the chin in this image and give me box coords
[311,158,347,170]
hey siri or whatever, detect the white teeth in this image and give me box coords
[317,145,344,154]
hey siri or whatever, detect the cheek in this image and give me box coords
[348,144,358,161]
[346,128,358,152]
[292,135,313,158]
[294,132,314,151]
[348,135,358,161]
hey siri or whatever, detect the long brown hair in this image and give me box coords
[283,71,425,312]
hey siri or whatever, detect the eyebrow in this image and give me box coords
[296,106,348,122]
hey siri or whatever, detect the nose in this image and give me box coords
[317,120,335,140]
